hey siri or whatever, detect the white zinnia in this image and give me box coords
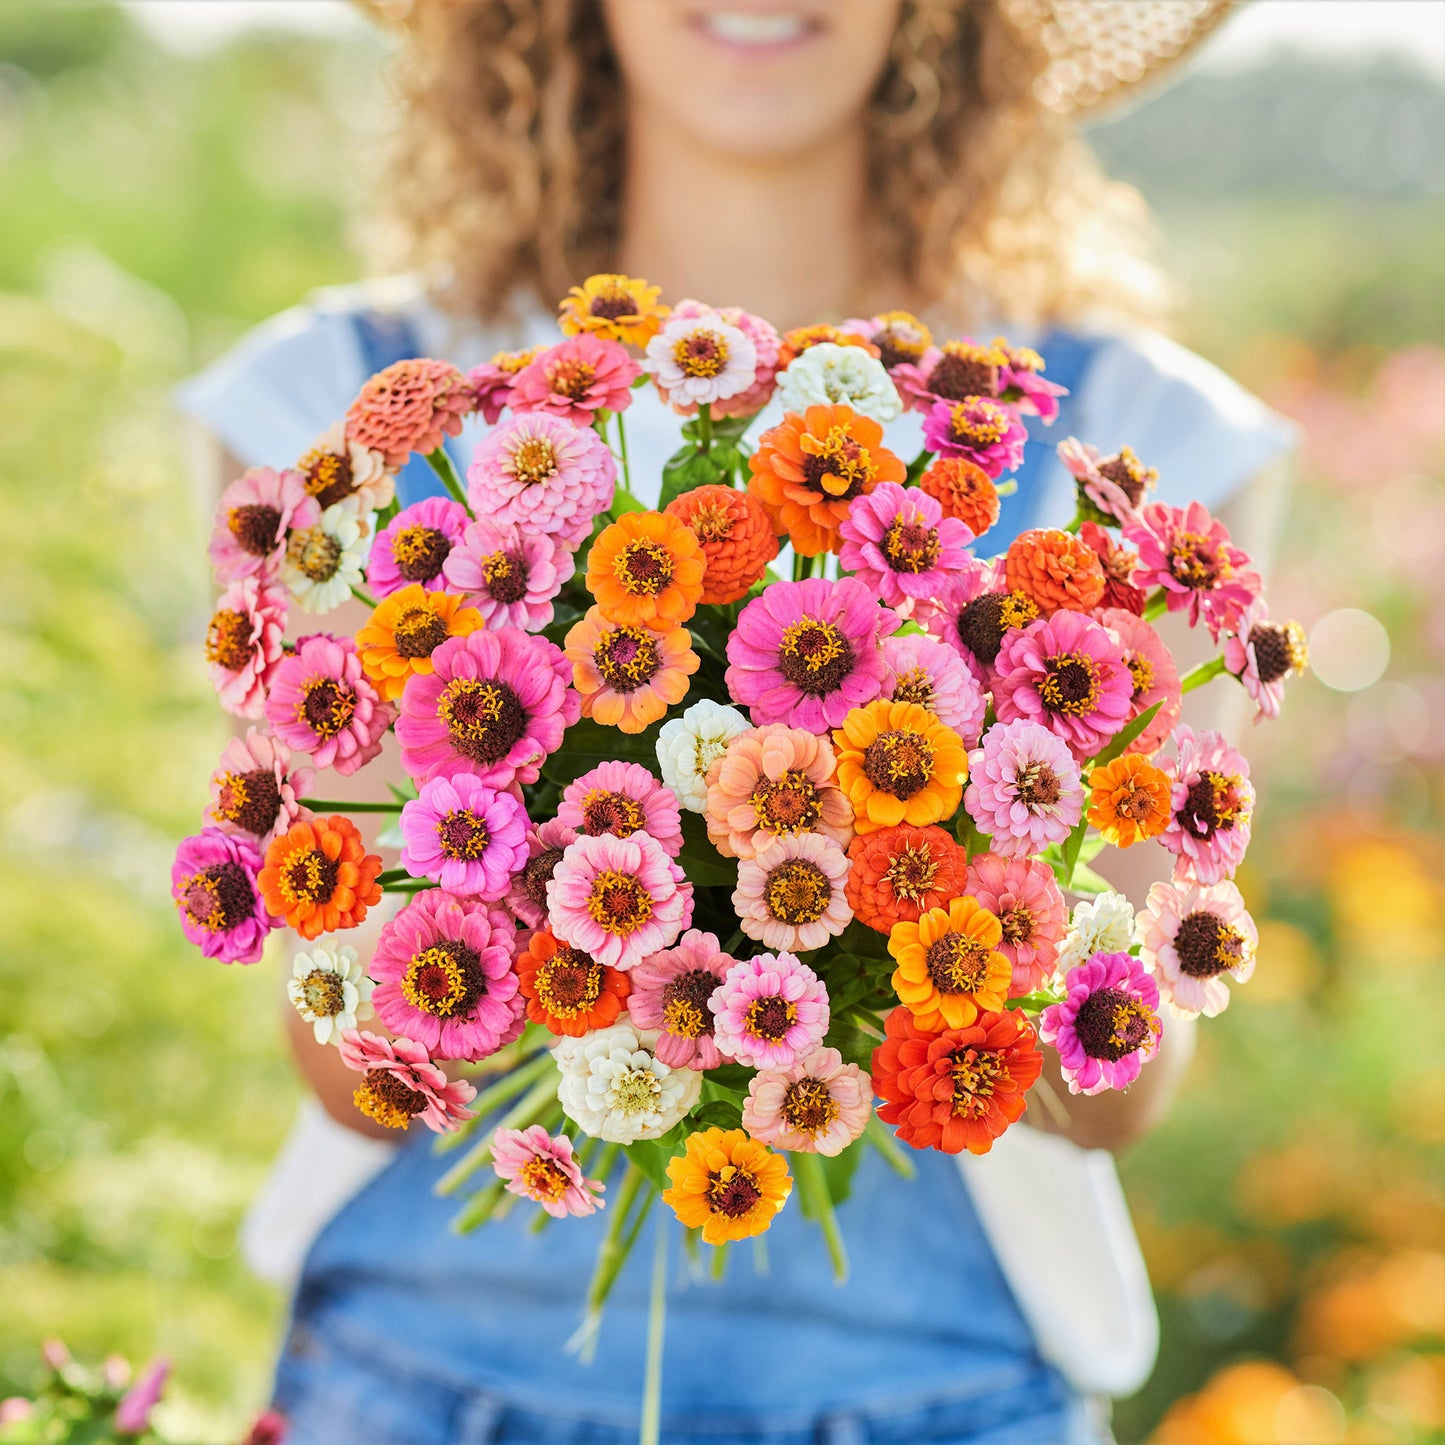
[300,419,394,514]
[553,1018,702,1143]
[1054,891,1137,974]
[775,342,902,423]
[644,316,758,408]
[280,502,373,613]
[656,699,751,812]
[287,942,374,1045]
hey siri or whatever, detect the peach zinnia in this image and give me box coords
[833,700,968,834]
[1087,753,1173,847]
[586,510,705,629]
[1004,528,1106,614]
[344,358,470,471]
[259,815,384,941]
[515,928,631,1037]
[845,824,968,935]
[748,403,905,557]
[888,895,1013,1032]
[663,1126,792,1244]
[665,484,779,605]
[565,607,699,734]
[355,586,485,702]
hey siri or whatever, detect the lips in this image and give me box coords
[691,8,821,51]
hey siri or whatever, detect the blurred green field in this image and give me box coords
[1,7,1441,1442]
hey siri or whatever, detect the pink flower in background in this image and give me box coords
[743,1045,872,1155]
[369,889,521,1060]
[399,772,529,897]
[837,480,975,612]
[492,1125,605,1217]
[997,341,1067,423]
[467,346,544,424]
[264,634,394,775]
[1080,523,1147,615]
[733,831,853,953]
[1224,601,1310,722]
[171,827,275,965]
[339,1028,477,1132]
[442,517,574,632]
[239,1410,289,1445]
[710,951,830,1070]
[627,929,737,1069]
[558,760,684,856]
[1058,437,1156,525]
[1040,951,1162,1096]
[207,727,314,844]
[644,313,759,411]
[922,397,1027,476]
[964,719,1083,856]
[209,466,318,584]
[1096,607,1181,756]
[919,555,1023,685]
[892,339,1004,413]
[368,496,470,597]
[509,333,641,425]
[206,576,288,719]
[467,412,616,549]
[1160,725,1255,884]
[345,357,470,470]
[883,632,988,744]
[114,1358,169,1435]
[667,299,782,417]
[1137,878,1258,1019]
[506,818,578,929]
[546,832,693,970]
[1125,501,1262,640]
[965,851,1067,996]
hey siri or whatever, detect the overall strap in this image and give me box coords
[350,309,464,510]
[990,329,1101,549]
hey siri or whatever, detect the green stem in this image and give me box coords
[752,1236,770,1277]
[375,867,417,887]
[865,1115,917,1179]
[1062,508,1083,535]
[436,1049,557,1152]
[709,1241,729,1282]
[798,1152,849,1283]
[696,402,713,456]
[1181,655,1229,694]
[425,446,471,511]
[571,1165,654,1361]
[639,1218,668,1445]
[450,1178,508,1234]
[792,549,809,582]
[905,446,934,484]
[350,584,378,609]
[435,1074,559,1194]
[1143,588,1168,622]
[615,409,634,494]
[302,798,403,814]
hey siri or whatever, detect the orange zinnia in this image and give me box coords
[919,457,1000,542]
[354,585,485,702]
[1004,527,1106,614]
[845,824,969,934]
[888,895,1012,1032]
[564,606,699,733]
[777,323,879,369]
[516,929,631,1037]
[259,815,383,940]
[748,404,905,557]
[1087,753,1173,847]
[662,1126,792,1244]
[665,484,779,604]
[832,699,968,834]
[586,509,706,629]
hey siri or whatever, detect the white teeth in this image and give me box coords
[703,11,808,45]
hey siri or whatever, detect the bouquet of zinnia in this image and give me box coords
[175,277,1307,1433]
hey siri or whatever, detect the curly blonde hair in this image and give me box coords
[379,0,1167,329]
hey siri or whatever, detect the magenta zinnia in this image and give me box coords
[1224,601,1309,723]
[398,771,530,899]
[368,497,470,597]
[837,480,975,614]
[627,929,738,1070]
[505,818,578,929]
[1039,951,1162,1096]
[264,634,395,776]
[442,516,574,633]
[1160,725,1255,885]
[172,827,275,965]
[921,396,1027,477]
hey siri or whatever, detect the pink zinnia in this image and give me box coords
[491,1125,605,1217]
[742,1045,872,1156]
[209,466,319,584]
[1080,522,1147,615]
[709,951,830,1071]
[114,1359,170,1435]
[442,517,574,633]
[919,555,1019,686]
[1039,951,1162,1096]
[1138,878,1258,1019]
[467,412,616,550]
[883,632,988,745]
[667,299,782,418]
[998,342,1068,423]
[1057,437,1156,525]
[207,727,314,845]
[508,334,641,425]
[506,818,578,929]
[466,346,544,425]
[396,627,579,789]
[892,340,1003,414]
[369,888,522,1060]
[627,928,737,1069]
[546,832,693,970]
[1124,501,1262,641]
[1223,602,1309,723]
[733,832,853,953]
[1160,726,1254,885]
[964,719,1084,857]
[726,577,896,734]
[339,1028,477,1132]
[345,357,471,470]
[993,611,1133,760]
[966,852,1067,996]
[368,496,470,597]
[837,480,975,613]
[264,634,394,776]
[206,576,288,719]
[558,760,684,857]
[922,397,1027,477]
[172,827,275,965]
[399,771,530,898]
[644,313,758,411]
[1097,607,1181,756]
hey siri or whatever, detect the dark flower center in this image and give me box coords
[926,931,993,994]
[298,676,357,741]
[304,451,355,508]
[1249,622,1307,685]
[707,1166,761,1218]
[615,540,674,596]
[1013,761,1062,809]
[862,729,934,799]
[929,345,1001,402]
[536,947,605,1019]
[1168,533,1229,591]
[891,665,936,711]
[958,590,1037,666]
[800,426,875,500]
[212,768,283,837]
[882,516,941,574]
[674,331,727,378]
[782,1077,840,1134]
[579,789,646,838]
[586,871,653,934]
[1175,910,1248,978]
[590,291,637,321]
[402,939,487,1018]
[392,604,451,659]
[287,526,343,583]
[764,858,832,925]
[594,625,662,693]
[1073,986,1157,1061]
[355,1068,428,1129]
[777,618,856,695]
[744,994,797,1042]
[661,968,720,1040]
[483,549,529,604]
[1097,449,1154,508]
[438,679,528,765]
[391,524,452,582]
[751,770,822,835]
[299,967,346,1017]
[519,847,565,912]
[437,809,489,860]
[1000,906,1034,947]
[228,503,282,557]
[949,1046,1005,1118]
[1127,653,1155,700]
[205,609,253,672]
[548,357,597,400]
[284,847,339,904]
[1179,770,1244,840]
[884,842,939,902]
[1038,652,1102,717]
[180,861,255,932]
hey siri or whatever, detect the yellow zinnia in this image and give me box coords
[558,273,669,348]
[663,1127,792,1245]
[888,895,1013,1031]
[832,700,968,834]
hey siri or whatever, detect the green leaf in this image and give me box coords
[625,1126,686,1191]
[691,1098,743,1131]
[836,917,891,962]
[539,716,663,790]
[1069,862,1113,895]
[1088,699,1164,770]
[675,810,737,888]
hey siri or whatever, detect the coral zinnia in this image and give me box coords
[205,576,288,720]
[872,1005,1042,1155]
[508,333,640,426]
[491,1126,605,1218]
[1097,607,1181,756]
[442,517,574,634]
[345,358,470,471]
[368,497,471,598]
[172,827,275,964]
[1005,528,1106,615]
[398,771,529,898]
[965,852,1067,997]
[1080,523,1147,615]
[1160,726,1255,884]
[514,928,631,1038]
[845,823,968,935]
[665,484,778,605]
[833,699,968,833]
[664,1127,793,1244]
[777,323,878,368]
[742,1046,872,1156]
[1087,753,1173,847]
[586,510,706,629]
[733,831,853,954]
[704,722,853,860]
[264,634,395,776]
[209,466,319,585]
[626,929,736,1070]
[889,895,1012,1032]
[558,759,684,856]
[259,814,384,940]
[1137,878,1258,1019]
[339,1029,476,1133]
[919,456,1001,542]
[558,273,669,347]
[922,397,1027,477]
[837,480,975,614]
[1040,952,1162,1096]
[565,607,699,733]
[207,728,313,846]
[748,403,905,556]
[355,585,485,702]
[710,951,830,1071]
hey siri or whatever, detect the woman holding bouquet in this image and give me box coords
[182,2,1294,1441]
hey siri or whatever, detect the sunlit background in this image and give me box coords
[1,2,1442,1441]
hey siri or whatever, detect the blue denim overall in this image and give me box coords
[271,316,1105,1445]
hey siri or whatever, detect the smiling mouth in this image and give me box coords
[692,9,821,51]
